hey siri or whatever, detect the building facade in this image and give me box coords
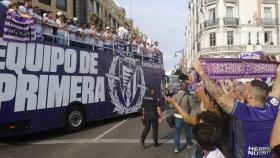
[87,0,135,32]
[186,0,280,68]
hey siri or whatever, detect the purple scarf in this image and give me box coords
[200,58,279,80]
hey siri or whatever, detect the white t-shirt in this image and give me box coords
[56,19,65,35]
[89,29,96,45]
[76,28,85,42]
[84,28,92,44]
[203,148,225,158]
[68,24,77,40]
[103,31,112,45]
[18,6,27,14]
[34,15,43,36]
[43,17,56,35]
[95,32,103,47]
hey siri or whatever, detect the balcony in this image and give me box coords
[224,17,239,27]
[198,45,280,56]
[224,0,237,3]
[204,18,219,29]
[205,0,218,6]
[261,18,278,26]
[263,45,280,54]
[262,0,277,3]
[198,45,247,56]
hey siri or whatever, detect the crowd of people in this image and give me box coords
[161,60,280,158]
[140,59,280,158]
[0,0,162,62]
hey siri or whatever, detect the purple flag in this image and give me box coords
[3,14,36,42]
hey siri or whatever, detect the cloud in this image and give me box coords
[114,0,187,72]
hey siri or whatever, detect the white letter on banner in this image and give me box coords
[0,74,16,110]
[37,75,48,110]
[82,76,95,104]
[26,43,43,72]
[42,45,51,72]
[50,46,64,72]
[79,51,90,74]
[90,53,98,74]
[6,42,26,74]
[47,75,70,108]
[94,76,105,102]
[70,76,82,102]
[0,49,6,70]
[14,74,38,112]
[64,49,77,73]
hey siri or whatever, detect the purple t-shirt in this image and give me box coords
[232,96,279,158]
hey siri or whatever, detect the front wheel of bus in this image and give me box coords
[65,106,85,133]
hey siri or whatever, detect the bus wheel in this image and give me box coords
[65,105,85,133]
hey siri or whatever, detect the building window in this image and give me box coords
[226,6,233,17]
[264,31,273,44]
[56,0,67,10]
[95,1,101,17]
[264,7,272,18]
[227,31,234,45]
[39,0,51,5]
[209,32,216,46]
[209,8,216,21]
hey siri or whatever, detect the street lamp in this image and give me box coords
[174,49,184,57]
[174,49,186,73]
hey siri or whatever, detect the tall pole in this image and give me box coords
[129,3,132,19]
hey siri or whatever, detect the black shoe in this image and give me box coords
[140,140,145,149]
[154,142,160,147]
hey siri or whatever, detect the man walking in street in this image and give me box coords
[172,82,195,153]
[140,87,162,149]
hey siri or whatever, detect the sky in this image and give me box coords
[114,0,188,74]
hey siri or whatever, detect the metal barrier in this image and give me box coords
[41,31,163,64]
[0,11,163,64]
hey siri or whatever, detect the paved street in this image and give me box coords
[0,112,194,158]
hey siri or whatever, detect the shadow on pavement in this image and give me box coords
[0,113,141,144]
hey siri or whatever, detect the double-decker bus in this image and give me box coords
[0,7,165,137]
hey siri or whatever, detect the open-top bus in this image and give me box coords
[0,8,165,137]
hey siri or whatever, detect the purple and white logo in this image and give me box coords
[107,56,146,114]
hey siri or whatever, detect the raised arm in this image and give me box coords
[195,89,210,109]
[219,80,230,96]
[269,65,280,100]
[270,109,280,148]
[165,96,196,125]
[192,60,235,114]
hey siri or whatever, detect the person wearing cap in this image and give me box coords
[102,26,113,53]
[55,11,66,45]
[117,23,130,53]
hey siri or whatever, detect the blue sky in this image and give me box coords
[114,0,188,74]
